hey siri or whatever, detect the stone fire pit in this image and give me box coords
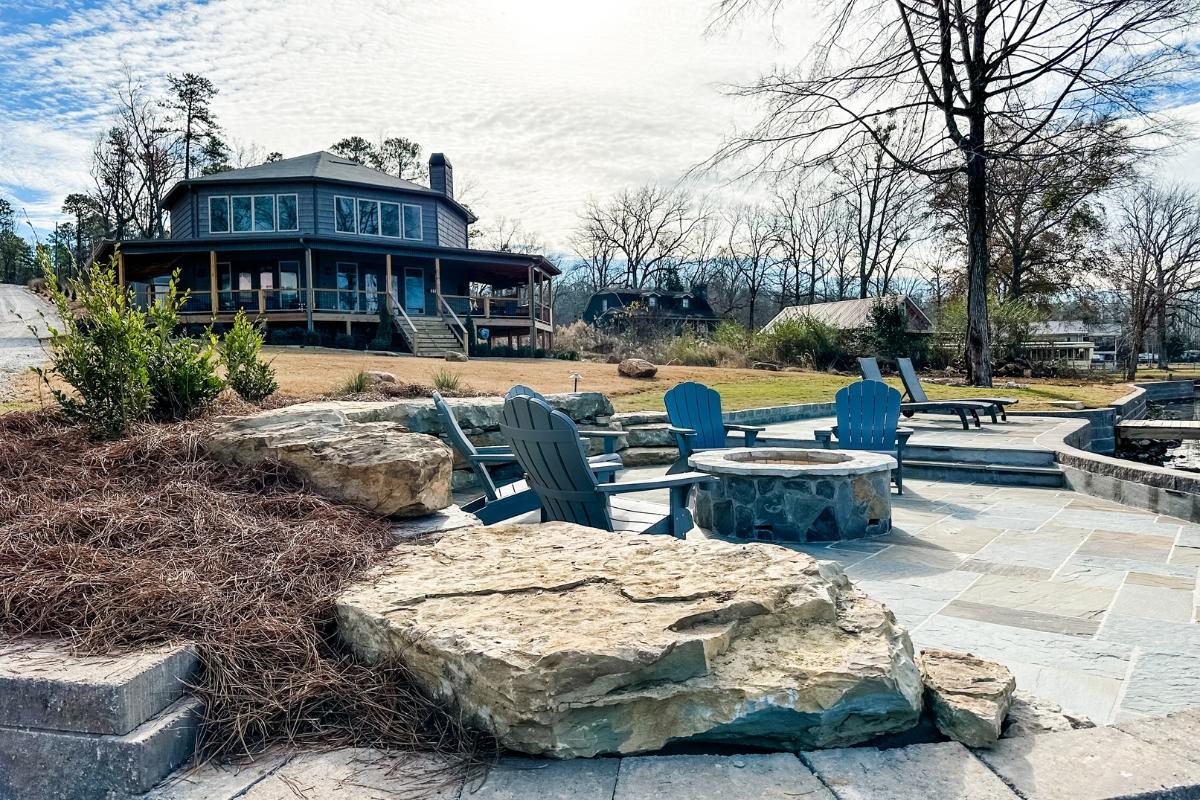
[688,447,895,542]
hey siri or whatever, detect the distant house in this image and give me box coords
[1023,320,1123,367]
[582,285,720,331]
[763,295,933,334]
[95,151,557,355]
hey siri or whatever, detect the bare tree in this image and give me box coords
[724,204,779,327]
[576,185,706,288]
[714,0,1196,386]
[773,176,836,305]
[480,215,546,254]
[1103,182,1200,377]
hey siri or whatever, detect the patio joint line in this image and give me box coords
[1109,646,1142,725]
[1047,527,1099,583]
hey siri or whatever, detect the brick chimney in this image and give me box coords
[429,153,453,199]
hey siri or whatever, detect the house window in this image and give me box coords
[648,296,658,308]
[681,297,690,309]
[208,196,230,233]
[253,195,274,232]
[402,204,422,240]
[231,196,253,232]
[380,202,401,237]
[600,298,608,311]
[278,261,300,309]
[336,262,359,311]
[335,196,356,233]
[277,194,298,231]
[358,199,380,236]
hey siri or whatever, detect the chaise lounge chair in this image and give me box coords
[815,380,912,494]
[433,391,621,524]
[858,357,996,430]
[896,358,1017,421]
[663,381,765,474]
[500,394,714,537]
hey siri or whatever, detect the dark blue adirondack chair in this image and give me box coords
[499,395,713,537]
[814,380,912,494]
[663,381,764,474]
[505,384,626,456]
[858,356,992,430]
[432,391,619,523]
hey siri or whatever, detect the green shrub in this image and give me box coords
[759,316,842,369]
[333,333,356,350]
[663,328,719,366]
[934,297,1047,365]
[38,258,152,439]
[302,329,321,347]
[145,276,223,421]
[712,320,756,350]
[218,311,278,402]
[554,350,580,361]
[864,298,927,362]
[431,368,462,392]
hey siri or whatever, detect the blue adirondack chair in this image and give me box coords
[814,380,912,494]
[432,391,620,523]
[499,395,713,537]
[858,356,993,430]
[505,384,626,456]
[663,381,765,474]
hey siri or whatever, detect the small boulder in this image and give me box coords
[753,361,781,372]
[365,370,396,385]
[206,408,453,517]
[445,351,469,362]
[920,649,1015,747]
[1002,691,1093,738]
[618,358,658,379]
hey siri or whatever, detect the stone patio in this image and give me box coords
[760,413,1071,451]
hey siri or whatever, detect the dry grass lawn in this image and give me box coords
[7,345,1150,414]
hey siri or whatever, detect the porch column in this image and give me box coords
[548,276,554,351]
[304,248,315,331]
[116,248,125,288]
[385,254,393,309]
[528,263,536,351]
[208,251,218,319]
[434,257,442,312]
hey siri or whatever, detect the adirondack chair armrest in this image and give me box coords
[474,445,514,455]
[596,472,715,494]
[724,423,764,433]
[895,428,914,449]
[578,429,627,455]
[814,428,835,448]
[667,426,698,438]
[471,452,521,464]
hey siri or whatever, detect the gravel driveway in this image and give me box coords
[0,284,55,401]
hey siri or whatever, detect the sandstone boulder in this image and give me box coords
[618,358,658,379]
[206,407,452,517]
[445,351,469,362]
[365,370,396,385]
[336,522,924,758]
[920,649,1015,747]
[1002,691,1093,738]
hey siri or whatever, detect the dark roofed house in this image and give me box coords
[763,295,932,335]
[582,285,720,332]
[96,151,556,355]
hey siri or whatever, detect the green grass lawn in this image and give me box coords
[611,373,1137,413]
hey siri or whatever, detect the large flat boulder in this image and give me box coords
[335,523,924,758]
[206,405,452,517]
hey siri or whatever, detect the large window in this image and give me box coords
[380,202,401,238]
[332,196,423,240]
[211,193,297,234]
[335,196,356,233]
[231,196,253,232]
[253,195,274,232]
[403,204,422,240]
[357,199,380,236]
[209,197,230,233]
[277,194,298,231]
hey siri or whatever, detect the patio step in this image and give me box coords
[905,458,1066,487]
[904,443,1057,467]
[0,639,201,800]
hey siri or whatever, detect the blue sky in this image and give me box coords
[2,0,1199,251]
[0,0,804,248]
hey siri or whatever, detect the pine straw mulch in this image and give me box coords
[0,406,492,766]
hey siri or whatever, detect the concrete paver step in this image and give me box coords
[803,741,1018,799]
[0,639,198,735]
[0,696,202,800]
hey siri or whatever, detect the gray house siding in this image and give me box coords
[435,205,468,249]
[168,193,194,239]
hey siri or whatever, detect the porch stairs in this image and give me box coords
[394,315,465,358]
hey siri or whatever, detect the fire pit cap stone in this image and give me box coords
[689,447,896,478]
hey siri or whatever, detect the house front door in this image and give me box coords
[404,268,424,315]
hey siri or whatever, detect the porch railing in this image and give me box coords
[437,294,468,348]
[387,288,418,341]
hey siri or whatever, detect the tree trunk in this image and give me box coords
[963,127,993,387]
[1157,302,1169,369]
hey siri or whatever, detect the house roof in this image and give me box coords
[162,151,477,222]
[764,295,933,333]
[1030,320,1088,337]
